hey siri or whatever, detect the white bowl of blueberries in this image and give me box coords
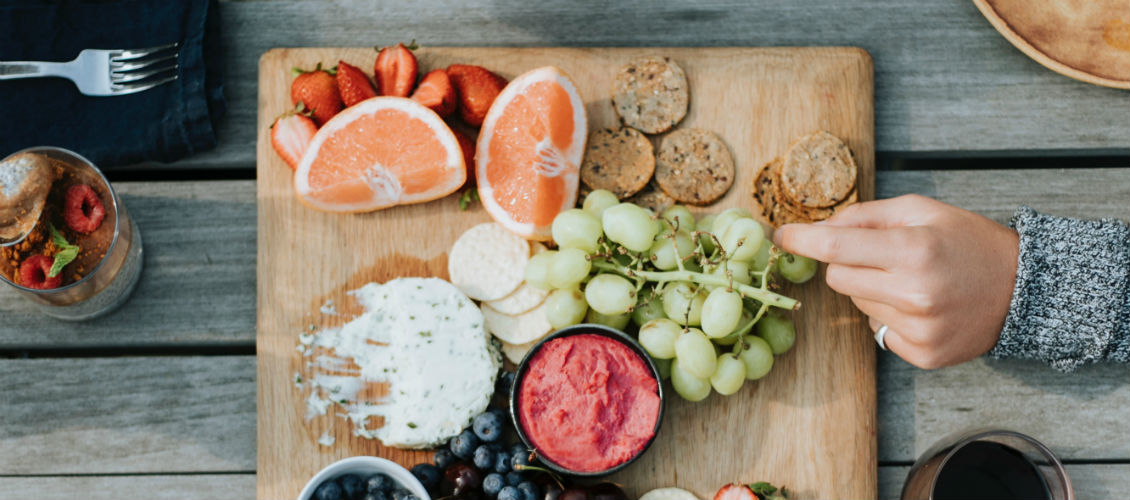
[299,456,431,500]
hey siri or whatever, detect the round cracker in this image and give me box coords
[448,222,529,301]
[500,338,542,365]
[612,56,689,134]
[481,302,552,345]
[780,131,858,208]
[580,127,655,198]
[627,180,676,213]
[753,158,858,227]
[640,488,702,500]
[485,282,548,315]
[654,128,735,205]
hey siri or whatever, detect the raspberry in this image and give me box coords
[18,255,61,289]
[64,184,106,234]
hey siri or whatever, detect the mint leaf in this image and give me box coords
[48,222,68,248]
[46,223,80,278]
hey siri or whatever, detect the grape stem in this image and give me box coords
[591,260,800,310]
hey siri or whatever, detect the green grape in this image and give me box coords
[755,314,796,354]
[673,328,717,379]
[661,282,705,326]
[711,207,753,237]
[524,250,557,290]
[660,205,696,233]
[751,238,773,272]
[721,218,765,263]
[551,208,603,253]
[544,288,587,329]
[582,189,619,219]
[697,214,716,233]
[738,335,774,380]
[715,308,753,346]
[602,203,659,253]
[671,358,712,402]
[584,274,636,315]
[547,248,591,289]
[638,318,681,359]
[710,259,753,286]
[710,353,747,396]
[648,230,695,270]
[697,213,717,254]
[585,308,631,330]
[713,332,740,346]
[701,288,743,338]
[777,253,818,283]
[652,357,672,381]
[631,293,666,326]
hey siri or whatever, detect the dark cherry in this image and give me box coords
[558,488,591,500]
[589,482,628,500]
[443,462,483,496]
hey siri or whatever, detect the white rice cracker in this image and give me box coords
[481,301,552,345]
[448,222,530,301]
[640,488,702,500]
[500,337,543,365]
[486,282,548,315]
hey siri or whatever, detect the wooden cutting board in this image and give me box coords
[257,47,876,500]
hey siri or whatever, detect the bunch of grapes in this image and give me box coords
[524,189,818,402]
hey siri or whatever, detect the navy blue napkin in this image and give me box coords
[0,0,224,167]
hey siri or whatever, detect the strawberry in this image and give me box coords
[270,111,318,171]
[19,254,61,290]
[374,42,418,97]
[411,69,456,118]
[450,126,476,185]
[714,484,757,500]
[446,64,507,127]
[63,184,106,234]
[291,63,343,126]
[336,60,377,107]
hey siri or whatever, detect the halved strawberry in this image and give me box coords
[374,42,418,97]
[446,64,507,127]
[19,254,61,290]
[714,484,757,500]
[291,63,343,126]
[270,111,318,171]
[336,60,377,107]
[411,69,456,118]
[450,126,476,185]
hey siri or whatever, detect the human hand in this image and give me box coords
[773,195,1020,369]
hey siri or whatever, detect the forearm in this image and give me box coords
[989,207,1130,371]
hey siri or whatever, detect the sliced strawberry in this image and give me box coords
[714,484,757,500]
[450,126,476,185]
[411,69,457,118]
[336,60,377,107]
[291,63,343,126]
[446,64,507,127]
[374,42,418,97]
[271,112,318,171]
[19,254,61,289]
[64,184,106,234]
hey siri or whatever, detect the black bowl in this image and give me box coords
[508,323,666,477]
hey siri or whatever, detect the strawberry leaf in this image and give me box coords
[406,39,420,51]
[458,188,479,210]
[46,223,80,278]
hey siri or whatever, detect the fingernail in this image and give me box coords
[772,225,787,246]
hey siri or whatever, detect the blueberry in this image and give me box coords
[314,480,344,500]
[339,474,364,500]
[409,463,440,493]
[391,489,416,500]
[473,411,504,442]
[505,471,524,486]
[433,447,456,469]
[363,492,389,500]
[496,371,516,395]
[493,449,512,474]
[450,429,480,459]
[488,406,509,426]
[516,482,539,500]
[473,444,496,469]
[509,443,527,457]
[498,486,522,500]
[483,472,506,497]
[365,474,394,493]
[511,449,531,472]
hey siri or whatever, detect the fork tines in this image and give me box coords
[109,42,179,90]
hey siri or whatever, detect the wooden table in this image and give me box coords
[1,1,1127,498]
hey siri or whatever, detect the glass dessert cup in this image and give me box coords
[0,147,143,320]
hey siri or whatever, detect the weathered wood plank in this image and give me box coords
[0,356,255,474]
[879,464,1130,500]
[0,181,256,349]
[153,0,1130,171]
[0,475,255,500]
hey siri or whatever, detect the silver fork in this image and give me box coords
[0,43,179,96]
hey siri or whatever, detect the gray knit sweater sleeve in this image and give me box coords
[988,207,1130,371]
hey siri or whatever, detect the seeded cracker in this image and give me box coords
[780,131,858,208]
[448,222,529,301]
[612,56,689,134]
[580,127,656,198]
[654,128,735,205]
[754,157,858,227]
[627,180,676,213]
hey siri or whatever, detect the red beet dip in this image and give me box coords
[518,333,661,473]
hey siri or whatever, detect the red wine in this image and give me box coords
[933,441,1051,500]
